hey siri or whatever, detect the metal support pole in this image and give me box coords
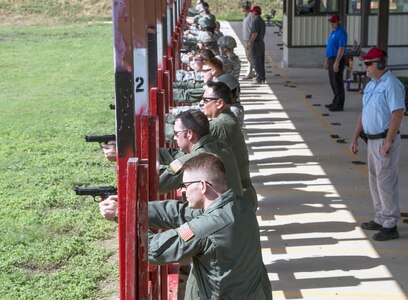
[377,0,389,50]
[360,0,370,47]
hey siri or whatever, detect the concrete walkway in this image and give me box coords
[222,21,408,300]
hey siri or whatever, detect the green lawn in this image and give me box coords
[0,23,119,299]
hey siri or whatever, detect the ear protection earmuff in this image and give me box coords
[377,49,387,70]
[377,58,387,70]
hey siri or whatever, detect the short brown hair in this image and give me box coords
[203,57,223,72]
[195,49,215,62]
[183,152,226,186]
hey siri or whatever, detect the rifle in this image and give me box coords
[84,134,116,147]
[74,186,117,202]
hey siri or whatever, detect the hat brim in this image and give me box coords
[359,57,381,62]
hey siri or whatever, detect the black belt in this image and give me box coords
[328,56,345,60]
[365,129,400,140]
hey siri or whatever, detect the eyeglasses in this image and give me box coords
[201,96,219,104]
[180,180,213,189]
[364,61,378,67]
[202,68,213,73]
[174,130,187,137]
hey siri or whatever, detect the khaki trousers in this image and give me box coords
[367,135,401,228]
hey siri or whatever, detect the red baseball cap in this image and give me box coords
[328,15,340,23]
[250,6,262,14]
[360,47,387,62]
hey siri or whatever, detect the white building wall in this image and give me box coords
[283,14,408,67]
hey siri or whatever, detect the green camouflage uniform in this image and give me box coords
[148,190,272,299]
[159,134,243,196]
[209,109,258,209]
[228,54,241,79]
[190,17,218,53]
[215,54,234,76]
[173,87,205,103]
[217,36,241,79]
[176,70,205,83]
[173,70,206,103]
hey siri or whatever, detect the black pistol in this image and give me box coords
[74,186,117,202]
[84,134,116,147]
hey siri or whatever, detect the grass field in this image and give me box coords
[0,23,119,299]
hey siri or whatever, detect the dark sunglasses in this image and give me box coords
[174,129,187,137]
[180,180,213,189]
[201,96,219,103]
[364,61,378,67]
[202,68,213,73]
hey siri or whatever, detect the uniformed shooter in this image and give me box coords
[159,109,242,196]
[201,81,257,209]
[149,153,272,299]
[99,154,272,299]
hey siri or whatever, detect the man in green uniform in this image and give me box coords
[149,153,272,299]
[203,58,245,126]
[159,109,243,196]
[200,81,258,209]
[99,154,272,298]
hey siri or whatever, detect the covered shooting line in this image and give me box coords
[112,0,188,298]
[107,0,408,299]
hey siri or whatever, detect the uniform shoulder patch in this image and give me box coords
[169,159,183,174]
[177,223,195,242]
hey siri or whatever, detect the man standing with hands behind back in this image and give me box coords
[349,47,405,241]
[324,15,347,112]
[247,5,266,84]
[242,1,255,79]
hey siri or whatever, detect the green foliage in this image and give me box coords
[0,24,118,298]
[0,0,282,26]
[0,0,112,25]
[211,0,283,21]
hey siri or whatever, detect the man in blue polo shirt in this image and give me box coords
[349,47,405,241]
[324,15,347,112]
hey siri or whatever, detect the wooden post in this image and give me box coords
[360,0,370,47]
